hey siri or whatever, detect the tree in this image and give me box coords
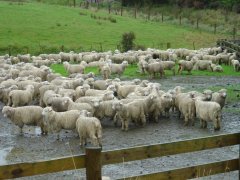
[121,32,136,52]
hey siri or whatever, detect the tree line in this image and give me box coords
[121,0,240,13]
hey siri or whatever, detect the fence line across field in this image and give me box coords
[0,132,239,179]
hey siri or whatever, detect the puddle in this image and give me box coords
[0,147,13,165]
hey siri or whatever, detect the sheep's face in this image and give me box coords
[161,93,173,103]
[203,90,213,101]
[103,92,114,101]
[219,90,227,98]
[112,101,122,110]
[2,107,12,118]
[91,99,102,108]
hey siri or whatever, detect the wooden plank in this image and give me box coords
[0,154,85,179]
[119,158,239,180]
[102,133,239,165]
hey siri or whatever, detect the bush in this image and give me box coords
[121,32,135,52]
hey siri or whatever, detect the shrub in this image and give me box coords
[121,32,136,52]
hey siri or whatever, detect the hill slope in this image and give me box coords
[0,1,227,55]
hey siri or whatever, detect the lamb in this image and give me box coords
[8,85,35,107]
[194,98,221,130]
[101,64,111,80]
[110,61,128,77]
[42,107,81,139]
[210,64,223,72]
[112,101,146,131]
[231,60,240,72]
[76,110,102,147]
[211,89,227,109]
[39,84,59,106]
[178,60,194,74]
[63,61,86,74]
[2,106,47,134]
[143,62,165,79]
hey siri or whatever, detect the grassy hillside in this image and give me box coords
[0,1,228,55]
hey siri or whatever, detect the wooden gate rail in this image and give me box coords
[101,133,239,165]
[0,132,239,179]
[119,158,239,180]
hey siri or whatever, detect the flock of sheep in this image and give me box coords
[0,46,236,147]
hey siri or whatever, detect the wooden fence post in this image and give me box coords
[86,147,102,180]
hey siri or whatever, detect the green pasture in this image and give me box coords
[0,1,227,55]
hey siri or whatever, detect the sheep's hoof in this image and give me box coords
[214,127,220,131]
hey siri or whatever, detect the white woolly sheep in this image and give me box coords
[42,107,81,139]
[2,106,47,134]
[194,97,221,130]
[63,61,86,74]
[76,110,102,147]
[211,89,227,109]
[8,85,35,107]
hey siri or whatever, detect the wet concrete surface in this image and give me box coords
[0,76,239,179]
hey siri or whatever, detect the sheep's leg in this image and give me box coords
[172,68,176,76]
[80,136,84,147]
[177,65,181,74]
[183,114,189,126]
[214,118,221,131]
[125,120,129,131]
[203,121,207,128]
[200,119,203,128]
[121,119,125,131]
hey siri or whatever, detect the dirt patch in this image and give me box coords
[0,76,239,179]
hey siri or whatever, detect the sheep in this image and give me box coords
[211,89,227,109]
[231,60,240,72]
[46,72,62,82]
[175,92,196,126]
[0,85,18,105]
[76,110,102,147]
[2,106,47,134]
[178,60,194,74]
[202,55,219,64]
[63,61,86,74]
[112,101,146,131]
[48,96,70,112]
[17,54,31,63]
[109,61,128,77]
[137,59,148,74]
[69,72,95,79]
[155,93,173,118]
[93,79,111,90]
[194,97,221,130]
[114,83,139,99]
[101,64,111,80]
[143,62,165,79]
[75,84,90,99]
[160,61,176,75]
[210,64,223,72]
[94,99,121,120]
[85,85,116,97]
[42,107,81,138]
[217,53,230,65]
[193,60,213,71]
[39,84,59,106]
[62,97,94,115]
[8,85,35,107]
[41,90,61,107]
[75,93,114,103]
[57,88,76,100]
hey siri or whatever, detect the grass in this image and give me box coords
[0,1,228,55]
[51,63,240,78]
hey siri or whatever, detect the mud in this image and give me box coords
[0,76,239,179]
